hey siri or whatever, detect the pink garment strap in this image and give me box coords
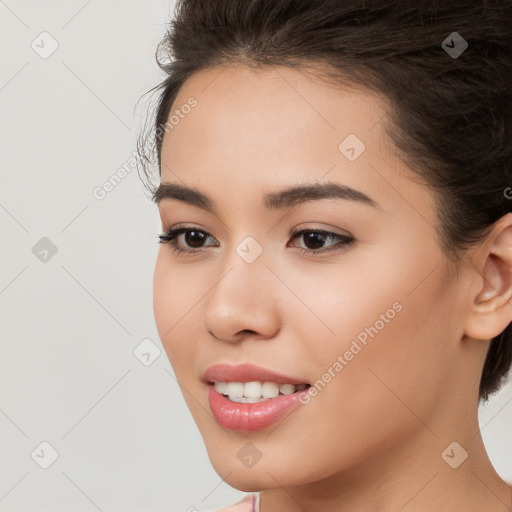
[215,493,258,511]
[253,492,260,512]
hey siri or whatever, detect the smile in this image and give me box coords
[213,381,309,403]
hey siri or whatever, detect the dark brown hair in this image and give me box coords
[138,0,512,401]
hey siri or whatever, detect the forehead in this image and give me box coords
[159,64,432,220]
[164,64,391,159]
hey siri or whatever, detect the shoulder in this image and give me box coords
[206,493,259,512]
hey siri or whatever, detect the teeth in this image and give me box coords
[244,381,263,398]
[213,381,308,402]
[261,382,279,398]
[242,397,263,403]
[214,382,228,395]
[225,382,244,398]
[279,383,296,395]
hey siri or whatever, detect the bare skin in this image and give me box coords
[152,63,512,511]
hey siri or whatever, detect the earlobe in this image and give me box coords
[465,216,512,340]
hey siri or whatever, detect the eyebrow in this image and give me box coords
[152,181,383,213]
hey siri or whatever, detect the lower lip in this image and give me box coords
[207,383,309,432]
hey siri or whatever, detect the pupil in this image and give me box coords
[305,232,325,250]
[186,230,205,248]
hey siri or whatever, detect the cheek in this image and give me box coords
[273,254,408,368]
[281,249,456,422]
[153,253,175,343]
[153,252,202,373]
[301,265,457,439]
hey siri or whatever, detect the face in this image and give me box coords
[153,64,473,490]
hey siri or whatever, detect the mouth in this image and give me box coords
[206,380,312,432]
[202,363,311,431]
[207,381,311,403]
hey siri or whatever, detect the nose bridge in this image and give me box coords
[203,232,281,340]
[214,232,272,306]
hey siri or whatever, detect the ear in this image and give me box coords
[464,213,512,341]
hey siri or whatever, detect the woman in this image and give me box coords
[138,0,512,510]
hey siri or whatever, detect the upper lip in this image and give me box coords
[202,363,309,385]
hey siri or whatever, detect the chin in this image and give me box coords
[216,467,277,492]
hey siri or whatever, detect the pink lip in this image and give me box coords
[202,363,309,385]
[207,383,308,432]
[202,363,310,432]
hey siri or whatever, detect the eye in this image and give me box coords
[158,227,219,255]
[157,226,355,256]
[287,228,355,255]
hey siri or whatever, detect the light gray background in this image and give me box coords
[1,1,511,511]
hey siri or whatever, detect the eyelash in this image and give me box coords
[157,226,355,256]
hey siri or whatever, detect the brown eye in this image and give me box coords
[301,231,328,250]
[183,230,208,248]
[289,229,355,255]
[158,228,218,255]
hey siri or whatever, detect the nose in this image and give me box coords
[203,252,281,344]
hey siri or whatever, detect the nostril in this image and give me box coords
[239,329,258,336]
